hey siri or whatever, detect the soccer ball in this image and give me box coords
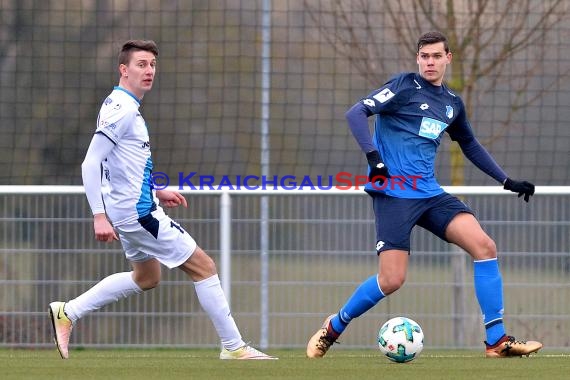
[377,316,424,363]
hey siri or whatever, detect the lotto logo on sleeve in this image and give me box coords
[418,117,448,139]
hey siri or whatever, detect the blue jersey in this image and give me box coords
[346,72,507,198]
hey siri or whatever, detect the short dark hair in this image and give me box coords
[417,32,449,53]
[118,40,159,65]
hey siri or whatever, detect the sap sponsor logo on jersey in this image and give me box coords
[418,117,447,139]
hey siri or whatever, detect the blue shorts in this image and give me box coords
[371,192,474,254]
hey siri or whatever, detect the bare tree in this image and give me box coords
[305,0,569,185]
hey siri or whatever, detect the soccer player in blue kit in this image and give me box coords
[48,40,275,360]
[307,31,542,358]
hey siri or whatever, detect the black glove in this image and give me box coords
[366,150,389,184]
[503,178,535,202]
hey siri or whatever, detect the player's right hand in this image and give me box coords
[366,150,390,184]
[93,213,119,242]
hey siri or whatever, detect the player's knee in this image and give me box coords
[379,274,406,295]
[188,248,218,278]
[134,275,160,290]
[478,237,497,259]
[201,255,217,276]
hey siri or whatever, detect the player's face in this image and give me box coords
[119,50,157,99]
[416,42,452,86]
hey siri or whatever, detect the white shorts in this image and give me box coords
[116,208,197,269]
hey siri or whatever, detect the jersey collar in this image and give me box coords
[114,86,141,105]
[414,74,445,95]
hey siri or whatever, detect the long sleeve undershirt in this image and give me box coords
[345,102,376,153]
[81,132,115,215]
[455,135,508,184]
[345,102,507,184]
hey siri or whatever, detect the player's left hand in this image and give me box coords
[503,178,535,202]
[156,189,188,208]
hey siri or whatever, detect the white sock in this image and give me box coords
[64,272,142,322]
[194,274,244,350]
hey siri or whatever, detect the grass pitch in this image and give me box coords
[1,349,569,380]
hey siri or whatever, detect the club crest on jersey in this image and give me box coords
[419,117,448,139]
[446,105,454,119]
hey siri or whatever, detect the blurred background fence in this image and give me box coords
[0,186,569,350]
[0,0,568,186]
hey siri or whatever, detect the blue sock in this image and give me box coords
[474,258,506,345]
[330,275,385,335]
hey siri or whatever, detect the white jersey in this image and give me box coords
[95,86,158,226]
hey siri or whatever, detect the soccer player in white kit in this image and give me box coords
[48,40,275,360]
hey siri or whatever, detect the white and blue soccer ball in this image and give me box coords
[377,316,424,363]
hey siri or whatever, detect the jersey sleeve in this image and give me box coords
[358,74,412,115]
[345,102,376,153]
[95,96,135,144]
[345,74,414,153]
[81,133,116,215]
